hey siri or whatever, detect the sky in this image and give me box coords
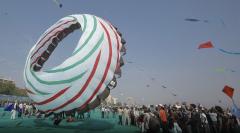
[0,0,240,108]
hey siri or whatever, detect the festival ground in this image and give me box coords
[0,108,139,133]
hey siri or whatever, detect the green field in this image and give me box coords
[0,108,139,133]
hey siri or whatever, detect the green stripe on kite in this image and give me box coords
[26,76,50,95]
[72,16,97,56]
[31,70,87,85]
[82,14,87,32]
[25,72,50,95]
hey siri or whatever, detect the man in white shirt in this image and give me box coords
[123,107,130,126]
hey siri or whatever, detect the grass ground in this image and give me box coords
[0,108,139,133]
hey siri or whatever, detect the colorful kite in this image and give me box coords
[222,86,240,118]
[198,41,240,55]
[222,85,234,99]
[24,14,126,113]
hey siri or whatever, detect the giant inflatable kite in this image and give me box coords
[24,14,126,113]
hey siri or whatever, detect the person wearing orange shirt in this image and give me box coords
[159,104,168,133]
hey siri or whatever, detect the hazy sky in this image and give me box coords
[0,0,239,107]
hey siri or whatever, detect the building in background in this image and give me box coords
[105,95,118,105]
[0,77,15,85]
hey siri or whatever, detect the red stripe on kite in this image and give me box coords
[198,41,214,49]
[78,20,113,111]
[34,86,70,105]
[222,85,234,99]
[45,50,102,113]
[108,23,120,71]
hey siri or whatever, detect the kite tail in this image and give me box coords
[218,48,240,55]
[231,99,240,118]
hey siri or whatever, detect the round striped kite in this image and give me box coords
[24,14,126,113]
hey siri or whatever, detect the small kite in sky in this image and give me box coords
[160,85,178,97]
[171,93,177,97]
[224,68,236,73]
[52,0,63,8]
[198,41,240,55]
[215,68,236,73]
[222,85,234,99]
[185,18,201,22]
[229,69,236,73]
[161,85,167,88]
[198,41,214,49]
[185,18,209,23]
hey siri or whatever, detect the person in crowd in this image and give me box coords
[10,100,18,120]
[18,102,23,118]
[130,107,136,126]
[209,109,218,133]
[159,104,168,133]
[123,107,130,126]
[87,110,91,119]
[118,107,123,125]
[199,108,210,133]
[101,106,105,118]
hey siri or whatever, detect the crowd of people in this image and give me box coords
[113,103,240,133]
[0,100,35,120]
[1,100,240,133]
